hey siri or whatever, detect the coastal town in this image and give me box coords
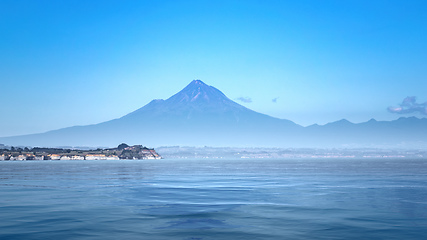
[0,143,161,161]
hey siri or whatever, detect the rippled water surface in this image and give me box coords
[1,158,427,239]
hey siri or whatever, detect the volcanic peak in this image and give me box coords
[166,79,230,106]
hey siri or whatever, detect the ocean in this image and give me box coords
[1,158,426,239]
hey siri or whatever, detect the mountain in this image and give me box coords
[303,117,427,148]
[119,80,298,128]
[0,80,302,147]
[1,80,427,148]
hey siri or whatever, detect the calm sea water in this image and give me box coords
[1,158,427,240]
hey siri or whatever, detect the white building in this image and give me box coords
[71,155,85,160]
[85,154,107,160]
[49,154,61,160]
[60,156,71,160]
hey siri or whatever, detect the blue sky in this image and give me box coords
[1,0,427,137]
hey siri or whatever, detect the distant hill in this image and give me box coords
[1,80,426,148]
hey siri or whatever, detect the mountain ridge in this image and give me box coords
[1,80,426,148]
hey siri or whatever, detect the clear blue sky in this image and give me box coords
[1,0,427,137]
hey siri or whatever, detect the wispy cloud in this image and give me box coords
[272,97,278,103]
[388,96,427,115]
[236,97,252,103]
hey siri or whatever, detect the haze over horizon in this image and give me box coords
[1,0,427,137]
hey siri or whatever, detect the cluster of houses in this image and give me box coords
[1,153,121,161]
[0,144,162,161]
